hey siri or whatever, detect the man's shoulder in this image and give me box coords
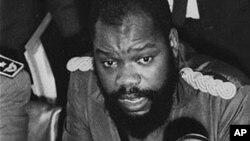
[189,54,250,87]
[180,52,250,102]
[67,56,96,85]
[179,43,250,87]
[177,57,250,137]
[178,42,250,101]
[70,70,100,92]
[67,56,103,103]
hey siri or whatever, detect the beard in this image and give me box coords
[97,55,179,140]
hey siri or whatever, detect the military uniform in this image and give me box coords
[0,55,31,141]
[62,44,250,141]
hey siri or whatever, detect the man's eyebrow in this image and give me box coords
[95,48,118,57]
[128,43,157,53]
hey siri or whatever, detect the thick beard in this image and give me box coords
[97,55,179,140]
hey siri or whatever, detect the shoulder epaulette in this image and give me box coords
[67,56,93,72]
[180,67,237,100]
[0,54,24,78]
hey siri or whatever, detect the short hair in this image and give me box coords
[89,0,172,41]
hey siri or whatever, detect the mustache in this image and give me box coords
[109,87,159,100]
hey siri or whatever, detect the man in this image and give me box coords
[63,0,250,141]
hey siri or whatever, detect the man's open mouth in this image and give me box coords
[118,93,150,114]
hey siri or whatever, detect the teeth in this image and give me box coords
[121,94,137,99]
[122,97,144,103]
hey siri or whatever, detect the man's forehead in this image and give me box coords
[94,13,155,46]
[120,13,154,35]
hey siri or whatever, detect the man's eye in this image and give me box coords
[137,56,153,65]
[103,60,117,68]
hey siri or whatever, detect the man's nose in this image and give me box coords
[116,67,141,88]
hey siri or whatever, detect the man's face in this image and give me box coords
[94,14,174,117]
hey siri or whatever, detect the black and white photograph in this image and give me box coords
[1,0,250,141]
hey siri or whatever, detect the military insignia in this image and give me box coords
[180,67,237,100]
[0,55,24,78]
[67,56,93,72]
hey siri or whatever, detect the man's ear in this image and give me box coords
[169,28,179,58]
